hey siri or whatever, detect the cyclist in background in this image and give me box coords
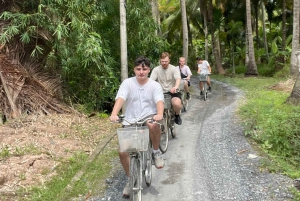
[109,56,165,198]
[150,52,182,125]
[196,57,212,95]
[176,57,192,100]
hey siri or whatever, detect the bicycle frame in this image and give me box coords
[116,116,154,201]
[199,74,209,101]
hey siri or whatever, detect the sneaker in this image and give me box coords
[153,152,165,169]
[174,115,182,125]
[208,86,212,92]
[187,93,191,100]
[123,181,130,197]
[200,91,203,96]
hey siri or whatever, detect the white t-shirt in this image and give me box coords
[176,65,192,77]
[198,60,210,74]
[116,77,163,125]
[150,64,181,92]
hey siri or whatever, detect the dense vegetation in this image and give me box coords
[1,0,300,200]
[1,0,297,112]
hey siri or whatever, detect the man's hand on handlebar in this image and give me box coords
[170,86,178,94]
[109,115,119,122]
[153,114,163,122]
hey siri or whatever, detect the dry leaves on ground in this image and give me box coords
[0,113,117,196]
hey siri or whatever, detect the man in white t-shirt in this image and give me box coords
[177,57,192,100]
[109,56,164,198]
[150,52,182,125]
[197,57,212,95]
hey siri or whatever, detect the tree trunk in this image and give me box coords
[181,0,188,61]
[245,0,258,76]
[151,0,161,36]
[287,73,300,105]
[120,0,128,81]
[199,0,209,61]
[291,0,300,76]
[208,0,225,75]
[261,1,269,60]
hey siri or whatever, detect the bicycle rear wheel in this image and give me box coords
[203,83,207,101]
[144,141,152,186]
[159,110,169,153]
[130,157,142,201]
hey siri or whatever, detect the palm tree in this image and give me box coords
[208,0,225,74]
[120,0,128,81]
[151,0,161,35]
[287,0,300,104]
[199,0,209,61]
[290,0,300,76]
[181,0,188,60]
[261,0,269,60]
[245,0,258,76]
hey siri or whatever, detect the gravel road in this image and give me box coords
[91,76,294,201]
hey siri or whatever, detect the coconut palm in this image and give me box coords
[290,0,300,76]
[181,0,189,60]
[245,0,258,75]
[120,0,128,81]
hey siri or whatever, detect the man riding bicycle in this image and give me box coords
[150,52,182,125]
[109,56,165,198]
[196,57,212,95]
[177,57,192,100]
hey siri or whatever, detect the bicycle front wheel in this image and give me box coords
[181,93,188,112]
[159,110,169,153]
[170,112,176,138]
[130,157,142,201]
[183,96,188,112]
[144,141,152,187]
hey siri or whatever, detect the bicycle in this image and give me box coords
[161,92,177,144]
[198,73,210,101]
[116,115,159,200]
[180,78,189,112]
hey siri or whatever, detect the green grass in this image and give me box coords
[212,74,300,199]
[22,143,119,201]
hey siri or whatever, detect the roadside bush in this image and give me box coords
[212,75,300,180]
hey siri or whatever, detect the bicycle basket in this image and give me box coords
[199,74,207,81]
[117,126,149,152]
[164,94,172,109]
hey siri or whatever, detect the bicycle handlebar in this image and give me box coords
[197,73,211,75]
[114,115,161,126]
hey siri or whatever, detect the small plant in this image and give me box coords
[19,173,26,180]
[59,133,69,138]
[15,146,25,156]
[98,112,109,119]
[0,145,10,159]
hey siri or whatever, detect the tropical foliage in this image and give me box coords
[0,0,298,110]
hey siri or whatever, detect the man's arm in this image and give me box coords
[109,97,125,122]
[197,66,201,74]
[153,100,164,121]
[186,66,192,79]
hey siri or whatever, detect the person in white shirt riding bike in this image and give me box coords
[109,56,165,198]
[177,57,192,100]
[196,57,212,95]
